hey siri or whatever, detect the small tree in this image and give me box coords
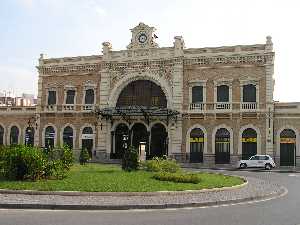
[122,145,139,171]
[79,148,90,165]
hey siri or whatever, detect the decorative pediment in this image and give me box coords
[127,22,159,50]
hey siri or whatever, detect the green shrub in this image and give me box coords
[122,146,139,171]
[153,172,201,184]
[141,156,181,173]
[0,145,74,181]
[43,145,74,179]
[0,145,47,180]
[79,148,90,165]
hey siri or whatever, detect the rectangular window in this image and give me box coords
[47,91,56,105]
[217,85,229,102]
[66,90,75,104]
[243,84,256,102]
[192,86,203,103]
[84,89,95,104]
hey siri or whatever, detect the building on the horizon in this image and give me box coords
[0,92,36,107]
[0,22,299,167]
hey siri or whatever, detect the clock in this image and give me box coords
[138,33,148,44]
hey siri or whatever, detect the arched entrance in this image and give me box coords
[25,127,34,146]
[0,125,4,145]
[113,123,129,159]
[131,123,149,156]
[189,128,204,163]
[280,129,296,166]
[63,126,73,149]
[45,126,55,150]
[81,127,94,158]
[109,79,171,160]
[242,128,257,159]
[150,123,168,159]
[215,128,230,164]
[10,126,19,145]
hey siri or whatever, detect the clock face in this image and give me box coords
[138,33,148,44]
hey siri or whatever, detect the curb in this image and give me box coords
[0,186,287,210]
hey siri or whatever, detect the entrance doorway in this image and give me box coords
[81,127,94,158]
[215,128,230,164]
[150,123,168,159]
[25,127,34,146]
[131,123,148,156]
[45,126,55,150]
[280,129,296,166]
[189,128,204,163]
[63,126,73,149]
[242,128,257,160]
[113,123,129,159]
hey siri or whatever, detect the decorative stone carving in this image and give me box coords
[127,22,158,50]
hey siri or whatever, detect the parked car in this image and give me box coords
[237,155,276,170]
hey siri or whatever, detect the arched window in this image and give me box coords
[25,127,35,146]
[82,127,94,158]
[10,126,19,145]
[0,125,4,145]
[217,85,229,102]
[63,126,74,149]
[242,128,257,159]
[117,80,167,108]
[215,128,230,164]
[280,129,296,166]
[84,89,95,105]
[243,84,256,102]
[45,126,55,150]
[190,128,204,163]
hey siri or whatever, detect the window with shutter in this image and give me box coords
[84,89,94,104]
[66,90,75,104]
[243,84,256,102]
[47,91,56,105]
[192,86,203,103]
[217,85,229,102]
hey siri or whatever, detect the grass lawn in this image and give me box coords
[0,164,244,192]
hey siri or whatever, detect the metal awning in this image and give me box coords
[94,106,180,125]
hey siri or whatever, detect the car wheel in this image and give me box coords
[240,163,247,169]
[265,163,272,170]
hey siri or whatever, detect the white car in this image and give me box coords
[237,155,276,170]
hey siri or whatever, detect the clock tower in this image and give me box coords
[127,22,159,49]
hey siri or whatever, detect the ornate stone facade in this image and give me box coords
[1,22,299,167]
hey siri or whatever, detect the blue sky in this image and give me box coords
[1,0,300,101]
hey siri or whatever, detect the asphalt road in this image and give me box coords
[0,170,299,225]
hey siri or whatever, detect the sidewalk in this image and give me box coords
[0,176,286,210]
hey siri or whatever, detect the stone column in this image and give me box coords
[265,36,275,156]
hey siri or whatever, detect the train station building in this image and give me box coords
[0,22,299,167]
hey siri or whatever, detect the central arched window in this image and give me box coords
[63,126,74,149]
[117,80,167,107]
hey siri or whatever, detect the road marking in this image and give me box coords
[288,174,300,177]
